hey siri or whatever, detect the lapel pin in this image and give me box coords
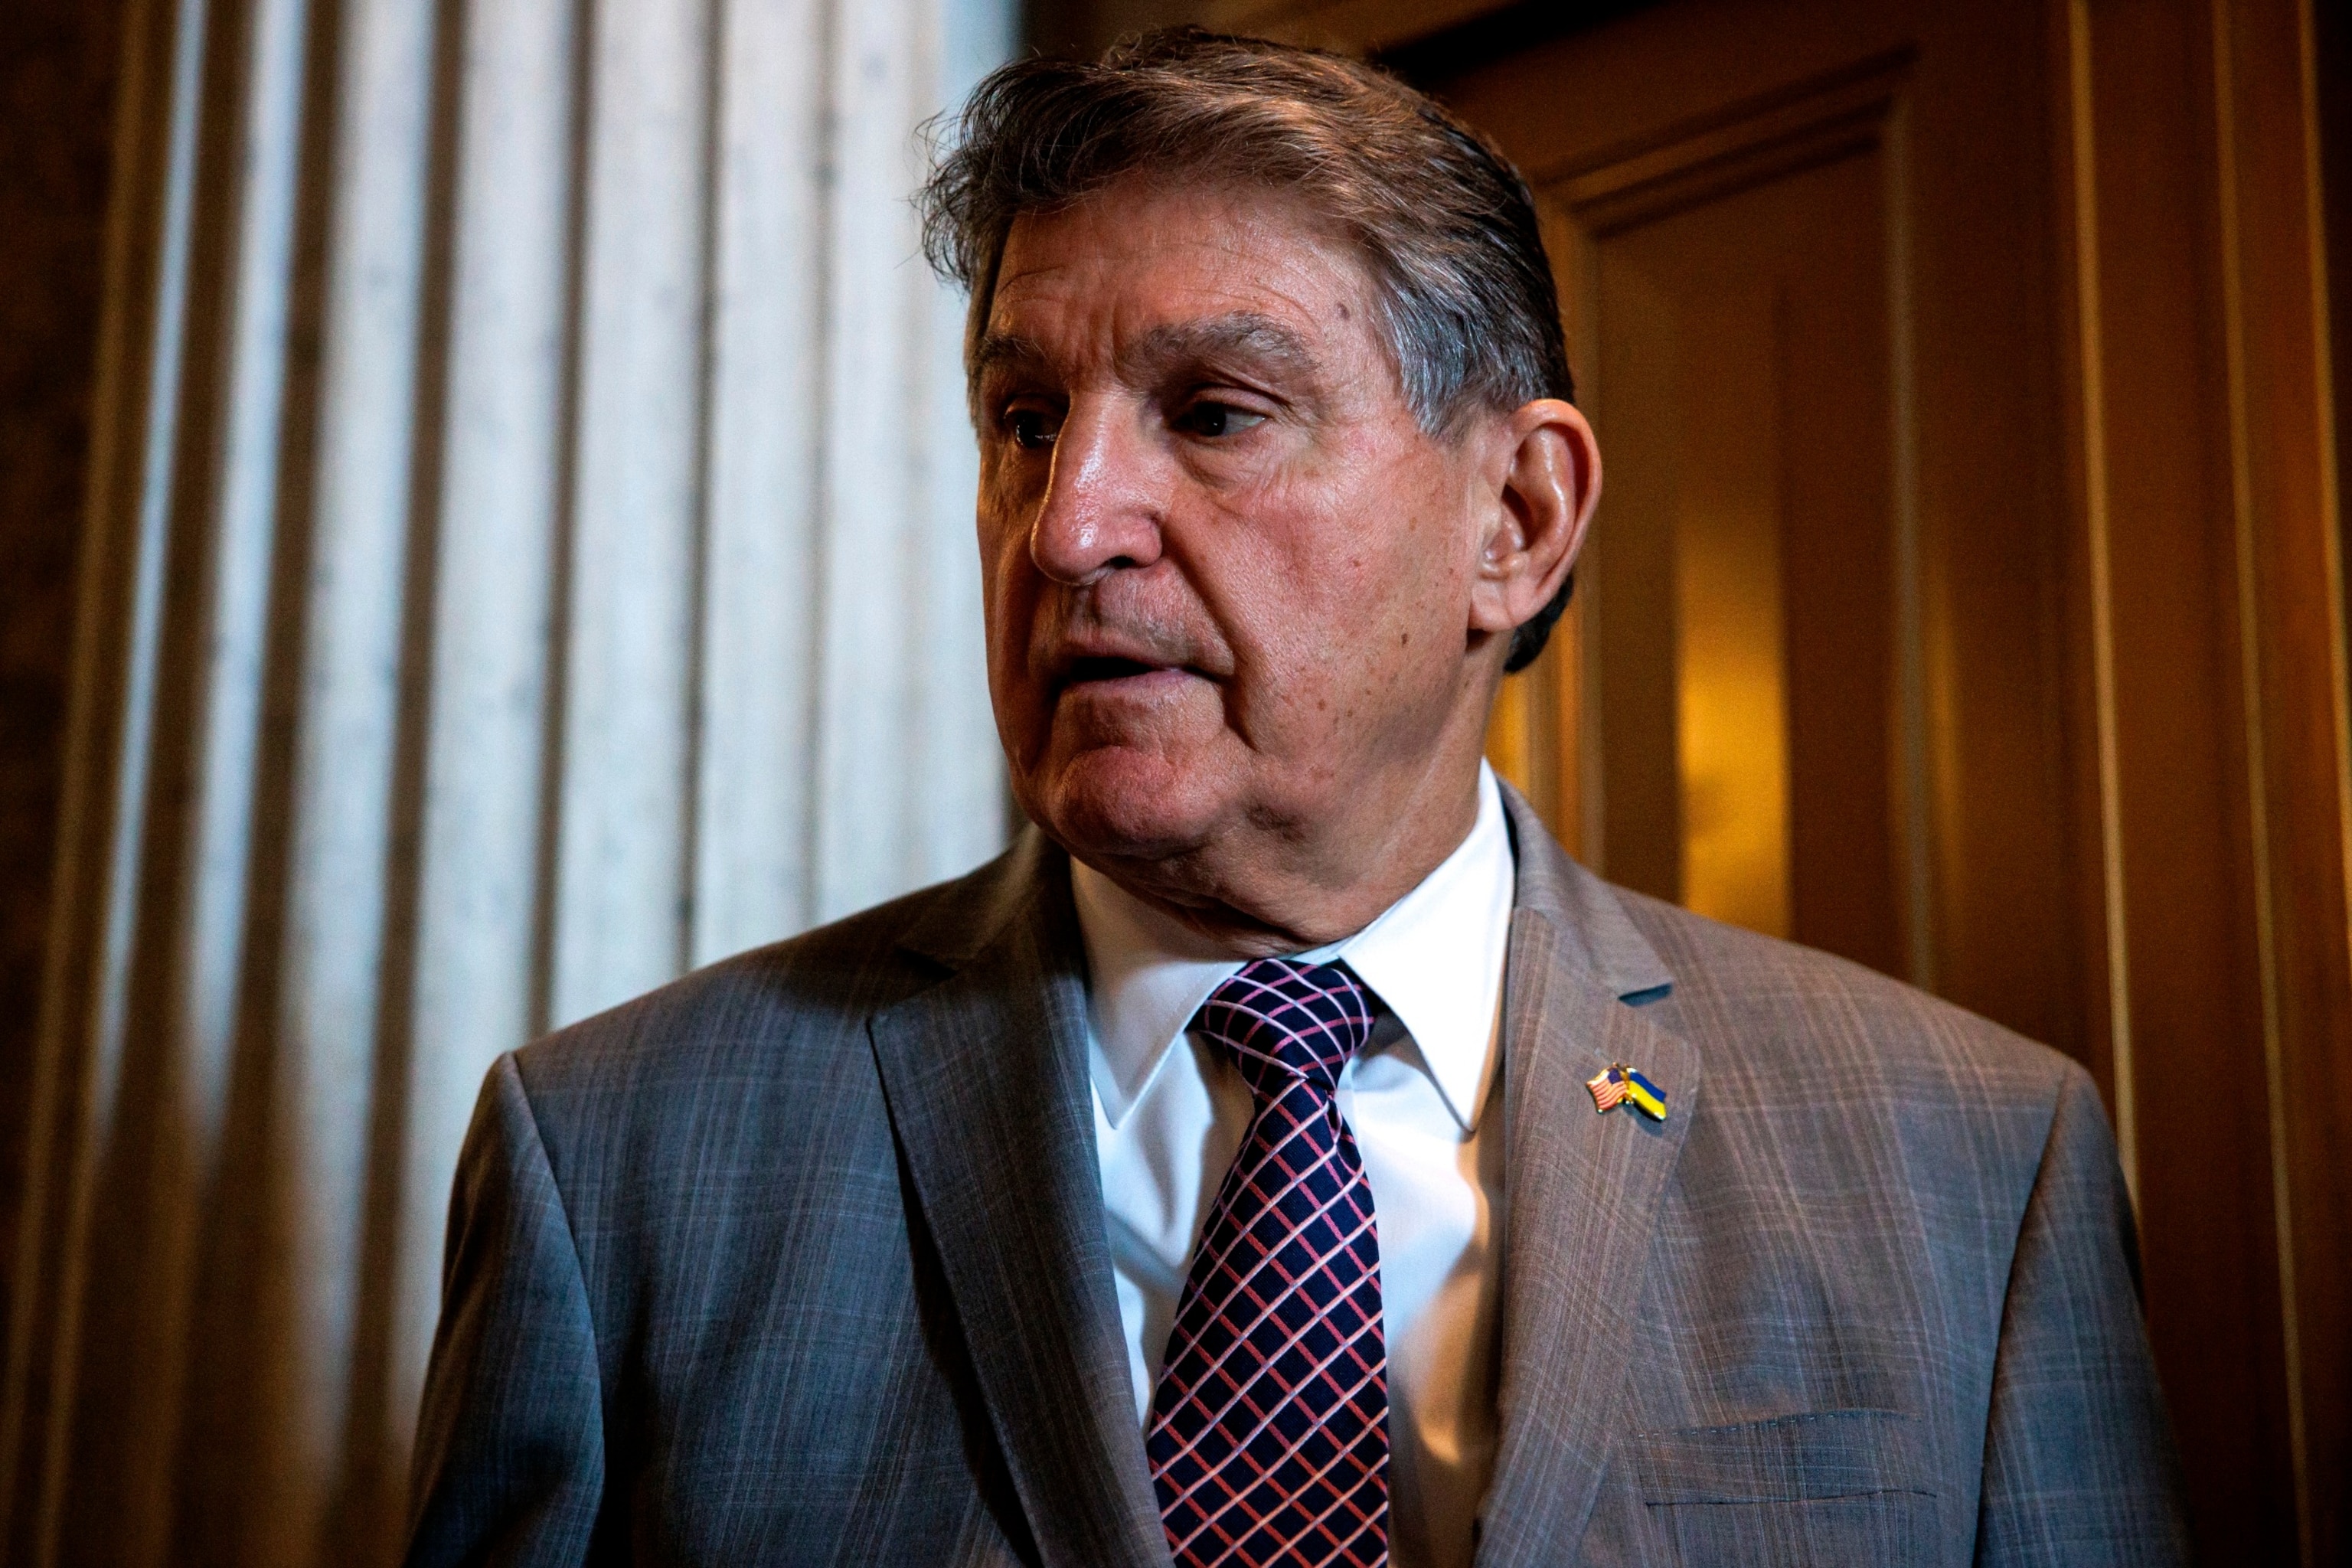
[1586,1063,1668,1122]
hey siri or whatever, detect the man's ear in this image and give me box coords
[1468,398,1601,643]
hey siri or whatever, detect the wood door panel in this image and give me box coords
[1576,146,1901,971]
[1448,0,2085,1050]
[2071,5,2297,1554]
[1772,160,1903,978]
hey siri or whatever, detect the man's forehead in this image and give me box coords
[995,178,1354,278]
[978,181,1374,367]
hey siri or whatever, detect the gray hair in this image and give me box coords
[916,28,1576,672]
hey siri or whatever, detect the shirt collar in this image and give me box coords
[1073,763,1517,1134]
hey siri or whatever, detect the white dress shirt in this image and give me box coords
[1074,763,1516,1568]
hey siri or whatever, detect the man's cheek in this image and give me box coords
[978,508,1031,583]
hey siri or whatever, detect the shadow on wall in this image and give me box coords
[0,0,127,1482]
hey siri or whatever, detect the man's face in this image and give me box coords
[974,180,1513,905]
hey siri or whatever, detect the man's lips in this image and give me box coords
[1057,655,1202,693]
[1066,655,1174,684]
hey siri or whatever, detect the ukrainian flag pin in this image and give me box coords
[1586,1063,1668,1122]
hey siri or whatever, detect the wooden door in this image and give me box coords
[1551,64,1913,981]
[1400,4,2346,1563]
[1445,8,2089,1049]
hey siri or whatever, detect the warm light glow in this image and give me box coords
[1486,669,1533,799]
[1674,290,1791,938]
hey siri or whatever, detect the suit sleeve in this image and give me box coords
[406,1053,606,1567]
[1975,1063,2192,1565]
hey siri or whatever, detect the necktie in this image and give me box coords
[1146,959,1389,1568]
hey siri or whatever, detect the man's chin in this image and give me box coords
[1025,747,1227,864]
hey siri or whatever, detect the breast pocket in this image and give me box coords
[1629,1409,1938,1566]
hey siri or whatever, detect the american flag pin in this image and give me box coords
[1586,1063,1667,1122]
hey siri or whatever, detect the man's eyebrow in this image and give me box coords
[966,312,1322,397]
[970,331,1049,381]
[1122,313,1317,383]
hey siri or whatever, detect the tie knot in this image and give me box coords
[1191,958,1375,1097]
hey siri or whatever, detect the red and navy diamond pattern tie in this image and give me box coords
[1146,959,1388,1568]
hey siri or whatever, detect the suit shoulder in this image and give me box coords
[1609,885,2082,1114]
[509,851,1015,1109]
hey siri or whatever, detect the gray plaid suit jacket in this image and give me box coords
[407,787,2190,1565]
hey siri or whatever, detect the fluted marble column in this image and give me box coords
[0,0,1011,1561]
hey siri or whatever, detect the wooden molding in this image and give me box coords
[1196,0,1517,54]
[1544,49,1912,234]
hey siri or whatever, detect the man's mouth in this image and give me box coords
[1066,655,1168,684]
[1054,653,1208,701]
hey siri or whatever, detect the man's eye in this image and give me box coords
[1178,402,1268,439]
[1005,407,1060,450]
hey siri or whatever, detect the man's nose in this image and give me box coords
[1028,400,1164,585]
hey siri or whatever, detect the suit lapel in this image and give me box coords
[866,797,1697,1567]
[1476,794,1701,1566]
[867,835,1169,1568]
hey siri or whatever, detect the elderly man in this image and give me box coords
[407,30,2188,1568]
